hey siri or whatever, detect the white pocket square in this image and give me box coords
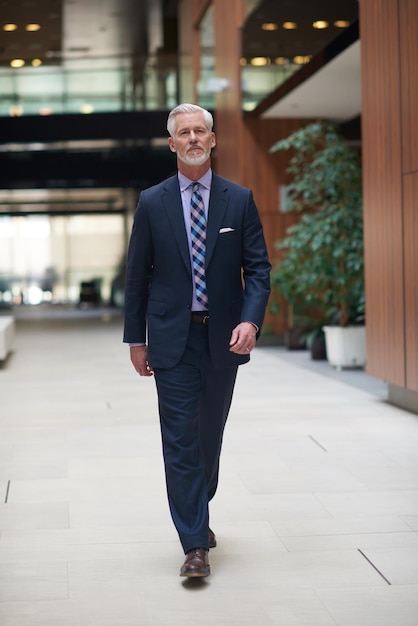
[219,227,235,233]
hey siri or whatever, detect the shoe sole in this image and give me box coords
[180,567,210,578]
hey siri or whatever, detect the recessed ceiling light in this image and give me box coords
[250,57,270,66]
[293,55,311,65]
[334,20,350,28]
[313,20,329,29]
[31,58,42,67]
[10,59,25,68]
[262,22,278,31]
[240,58,247,66]
[80,104,95,114]
[282,21,297,30]
[275,57,287,66]
[3,23,18,31]
[26,23,41,32]
[9,105,24,116]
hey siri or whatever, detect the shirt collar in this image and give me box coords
[178,169,212,192]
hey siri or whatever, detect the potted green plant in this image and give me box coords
[269,257,309,350]
[270,122,365,368]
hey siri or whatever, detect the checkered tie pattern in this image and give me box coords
[190,182,208,307]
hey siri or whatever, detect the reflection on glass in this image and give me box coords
[0,213,125,307]
[197,6,215,110]
[0,53,178,117]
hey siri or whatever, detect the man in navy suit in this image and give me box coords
[124,103,271,578]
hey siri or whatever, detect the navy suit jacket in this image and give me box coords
[123,172,271,369]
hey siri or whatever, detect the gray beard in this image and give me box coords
[178,149,211,167]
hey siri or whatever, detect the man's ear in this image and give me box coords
[168,137,176,153]
[210,132,216,148]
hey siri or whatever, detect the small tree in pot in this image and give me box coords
[270,122,365,366]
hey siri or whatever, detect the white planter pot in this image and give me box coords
[323,325,366,369]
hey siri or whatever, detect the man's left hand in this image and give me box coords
[229,322,257,354]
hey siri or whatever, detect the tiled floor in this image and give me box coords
[1,312,418,625]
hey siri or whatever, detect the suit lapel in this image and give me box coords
[161,176,191,274]
[160,173,229,274]
[206,173,228,268]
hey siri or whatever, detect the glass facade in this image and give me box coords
[0,54,178,117]
[0,213,125,307]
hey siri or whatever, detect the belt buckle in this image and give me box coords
[202,315,209,325]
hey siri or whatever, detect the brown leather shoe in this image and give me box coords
[208,527,217,549]
[180,548,210,578]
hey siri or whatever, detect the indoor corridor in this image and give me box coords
[0,312,417,625]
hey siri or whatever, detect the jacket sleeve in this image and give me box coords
[123,193,153,343]
[240,190,271,332]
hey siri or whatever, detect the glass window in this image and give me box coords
[0,214,125,306]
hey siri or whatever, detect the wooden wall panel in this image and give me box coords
[399,0,418,173]
[212,0,246,183]
[208,0,312,333]
[400,0,418,392]
[241,117,316,333]
[403,172,418,391]
[360,0,405,386]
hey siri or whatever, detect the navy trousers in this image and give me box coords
[153,320,238,554]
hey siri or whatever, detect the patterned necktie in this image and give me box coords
[190,182,208,307]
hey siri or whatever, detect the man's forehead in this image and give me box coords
[175,112,208,129]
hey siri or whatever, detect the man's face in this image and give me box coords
[168,112,216,166]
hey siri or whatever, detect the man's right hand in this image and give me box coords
[130,345,154,377]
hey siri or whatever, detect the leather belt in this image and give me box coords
[191,311,209,325]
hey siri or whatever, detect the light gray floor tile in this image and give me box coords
[0,560,68,602]
[314,490,418,517]
[271,516,413,538]
[0,502,69,531]
[210,549,387,589]
[0,460,68,481]
[67,455,161,479]
[0,445,15,465]
[401,515,418,531]
[360,546,418,585]
[349,466,418,490]
[0,480,8,503]
[280,530,418,552]
[237,466,367,494]
[316,585,418,626]
[1,314,418,626]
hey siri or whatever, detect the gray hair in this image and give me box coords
[167,103,214,136]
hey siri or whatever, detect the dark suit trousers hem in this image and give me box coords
[154,321,238,554]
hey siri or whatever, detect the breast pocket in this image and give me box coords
[218,229,240,243]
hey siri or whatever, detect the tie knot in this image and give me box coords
[192,182,200,193]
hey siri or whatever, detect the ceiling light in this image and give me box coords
[313,20,329,29]
[3,23,18,31]
[9,105,24,117]
[262,22,278,31]
[31,58,42,67]
[26,23,41,32]
[10,59,25,68]
[250,57,270,66]
[282,21,297,30]
[80,104,95,114]
[334,20,350,28]
[275,57,287,66]
[240,58,247,66]
[293,55,311,65]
